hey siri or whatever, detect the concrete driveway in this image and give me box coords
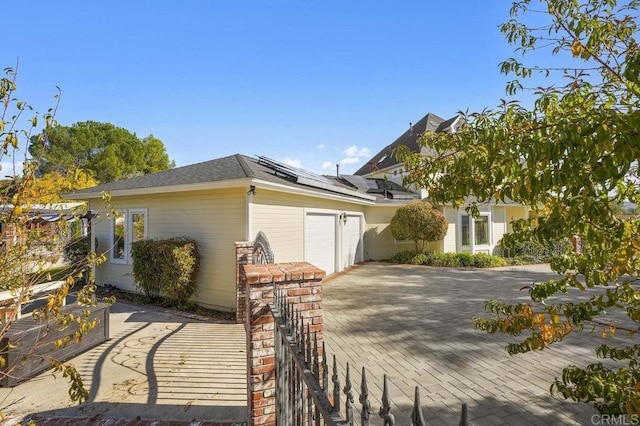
[1,302,247,424]
[322,262,629,425]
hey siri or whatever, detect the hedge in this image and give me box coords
[131,237,201,305]
[389,250,507,268]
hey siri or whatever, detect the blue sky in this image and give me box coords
[5,1,530,176]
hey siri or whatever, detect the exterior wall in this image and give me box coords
[491,206,507,252]
[442,206,458,253]
[364,204,440,260]
[91,188,247,311]
[250,189,366,264]
[505,205,527,233]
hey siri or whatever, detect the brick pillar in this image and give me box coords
[242,262,325,426]
[235,241,253,324]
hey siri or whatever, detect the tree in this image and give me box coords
[389,201,448,252]
[0,170,98,205]
[0,64,105,403]
[399,0,640,414]
[29,121,175,183]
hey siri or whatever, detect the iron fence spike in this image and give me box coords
[411,387,426,426]
[344,362,354,425]
[313,332,320,380]
[322,341,329,393]
[360,367,372,425]
[332,354,341,413]
[459,403,468,426]
[378,374,395,426]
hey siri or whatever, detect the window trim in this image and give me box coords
[459,211,492,252]
[110,208,148,264]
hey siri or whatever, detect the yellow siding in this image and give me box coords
[250,189,365,263]
[364,205,442,259]
[363,205,400,260]
[505,205,527,233]
[491,206,506,253]
[90,188,246,311]
[443,206,458,253]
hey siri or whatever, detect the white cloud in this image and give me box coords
[317,144,325,150]
[321,161,333,169]
[281,157,302,168]
[340,157,360,165]
[0,161,23,177]
[342,145,370,158]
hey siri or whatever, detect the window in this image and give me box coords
[460,214,490,247]
[461,215,470,246]
[474,216,489,245]
[110,209,147,264]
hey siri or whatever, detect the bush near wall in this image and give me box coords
[389,251,507,268]
[499,237,573,263]
[131,237,201,305]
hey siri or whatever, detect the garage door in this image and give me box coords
[342,215,362,269]
[305,213,336,274]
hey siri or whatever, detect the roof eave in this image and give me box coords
[63,178,254,200]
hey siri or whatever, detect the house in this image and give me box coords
[67,155,418,311]
[354,112,528,255]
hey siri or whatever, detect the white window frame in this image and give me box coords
[458,211,492,253]
[110,208,148,264]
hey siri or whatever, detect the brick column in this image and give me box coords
[242,262,325,426]
[235,241,253,324]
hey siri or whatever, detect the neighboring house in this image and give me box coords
[355,112,528,255]
[67,155,418,311]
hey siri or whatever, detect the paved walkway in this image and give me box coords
[1,302,247,424]
[322,262,628,425]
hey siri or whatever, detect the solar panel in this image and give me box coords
[340,175,378,191]
[257,155,332,185]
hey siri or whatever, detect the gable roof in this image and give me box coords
[66,154,390,203]
[354,112,460,176]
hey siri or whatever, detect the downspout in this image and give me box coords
[246,184,254,241]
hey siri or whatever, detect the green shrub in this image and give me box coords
[457,252,475,267]
[390,201,448,252]
[131,237,201,305]
[500,237,573,262]
[411,253,429,265]
[389,250,416,264]
[389,251,507,268]
[63,235,95,269]
[472,253,507,268]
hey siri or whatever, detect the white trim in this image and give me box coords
[340,212,364,270]
[67,178,254,199]
[110,210,127,264]
[109,208,148,265]
[246,190,253,241]
[458,211,492,254]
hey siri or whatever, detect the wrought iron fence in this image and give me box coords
[270,289,470,425]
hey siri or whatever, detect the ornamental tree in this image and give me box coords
[0,63,106,404]
[389,201,448,252]
[399,0,640,414]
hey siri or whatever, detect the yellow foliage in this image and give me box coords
[30,170,98,203]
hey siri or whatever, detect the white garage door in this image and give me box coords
[342,215,362,269]
[305,213,336,274]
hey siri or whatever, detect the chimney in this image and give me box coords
[336,164,340,178]
[409,122,413,136]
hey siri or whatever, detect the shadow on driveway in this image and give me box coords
[0,302,247,424]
